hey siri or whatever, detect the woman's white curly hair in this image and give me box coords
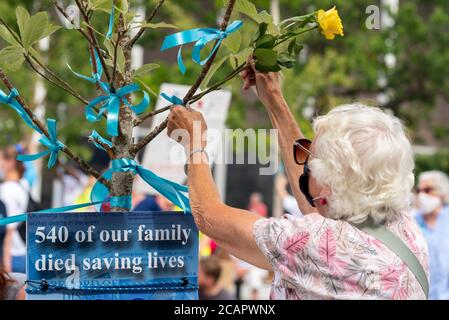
[309,104,415,224]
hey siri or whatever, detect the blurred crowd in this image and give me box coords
[0,142,449,300]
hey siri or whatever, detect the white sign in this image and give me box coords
[136,83,231,194]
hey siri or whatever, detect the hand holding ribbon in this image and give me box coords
[17,119,64,169]
[161,20,243,74]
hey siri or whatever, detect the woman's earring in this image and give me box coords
[320,198,327,206]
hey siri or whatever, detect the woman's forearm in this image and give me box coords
[262,91,316,214]
[186,153,271,269]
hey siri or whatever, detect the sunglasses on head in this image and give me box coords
[293,138,314,165]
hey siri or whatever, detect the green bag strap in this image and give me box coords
[352,219,429,299]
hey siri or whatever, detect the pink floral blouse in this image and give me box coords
[253,212,429,300]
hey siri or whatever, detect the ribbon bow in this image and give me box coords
[161,20,243,74]
[0,88,43,134]
[91,158,190,213]
[17,119,64,168]
[85,83,150,137]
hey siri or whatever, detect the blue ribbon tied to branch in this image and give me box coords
[161,20,243,74]
[0,88,43,134]
[85,83,150,137]
[69,50,150,137]
[17,119,64,168]
[91,158,191,213]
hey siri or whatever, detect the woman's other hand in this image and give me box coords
[167,105,208,152]
[240,56,282,106]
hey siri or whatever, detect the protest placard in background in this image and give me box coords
[136,83,231,194]
[26,211,198,300]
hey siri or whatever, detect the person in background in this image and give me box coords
[276,174,302,217]
[414,170,449,300]
[0,200,6,264]
[247,192,268,217]
[198,256,235,300]
[0,267,25,300]
[0,146,29,273]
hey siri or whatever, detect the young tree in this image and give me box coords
[0,0,342,212]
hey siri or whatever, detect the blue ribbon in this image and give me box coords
[106,2,115,39]
[0,200,107,226]
[0,88,43,134]
[91,158,190,213]
[161,20,243,74]
[161,93,184,106]
[17,119,64,169]
[85,83,150,137]
[89,130,112,151]
[68,49,105,89]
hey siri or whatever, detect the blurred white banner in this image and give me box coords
[136,83,231,194]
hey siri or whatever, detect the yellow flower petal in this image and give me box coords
[317,6,344,40]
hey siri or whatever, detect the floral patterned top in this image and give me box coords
[253,212,429,300]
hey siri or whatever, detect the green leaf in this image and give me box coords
[279,13,315,31]
[16,6,30,40]
[133,63,160,78]
[139,22,178,30]
[40,24,61,40]
[201,54,230,89]
[223,30,241,53]
[116,46,126,76]
[255,34,276,49]
[229,48,253,69]
[252,22,268,43]
[233,0,258,21]
[24,12,48,48]
[0,25,20,46]
[253,48,279,72]
[135,78,158,97]
[0,46,25,71]
[277,52,296,68]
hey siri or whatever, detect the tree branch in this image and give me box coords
[0,68,110,188]
[75,0,112,86]
[128,0,165,48]
[52,0,93,45]
[133,105,171,126]
[88,136,114,156]
[131,0,238,154]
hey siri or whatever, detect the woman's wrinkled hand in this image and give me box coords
[240,56,282,106]
[167,105,207,152]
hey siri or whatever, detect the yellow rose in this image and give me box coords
[317,6,344,40]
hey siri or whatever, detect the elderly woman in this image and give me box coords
[414,171,449,299]
[167,61,429,299]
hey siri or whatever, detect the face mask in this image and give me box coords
[299,161,319,207]
[418,192,442,215]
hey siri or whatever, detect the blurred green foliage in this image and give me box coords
[0,0,448,170]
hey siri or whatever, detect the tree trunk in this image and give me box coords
[110,12,134,212]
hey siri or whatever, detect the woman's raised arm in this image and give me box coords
[240,59,316,215]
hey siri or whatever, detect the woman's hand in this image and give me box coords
[167,105,208,153]
[240,56,282,107]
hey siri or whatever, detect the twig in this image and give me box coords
[88,136,114,156]
[110,7,121,90]
[0,68,110,188]
[75,0,112,86]
[52,0,93,45]
[133,105,171,126]
[131,0,237,154]
[0,17,90,105]
[128,0,165,48]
